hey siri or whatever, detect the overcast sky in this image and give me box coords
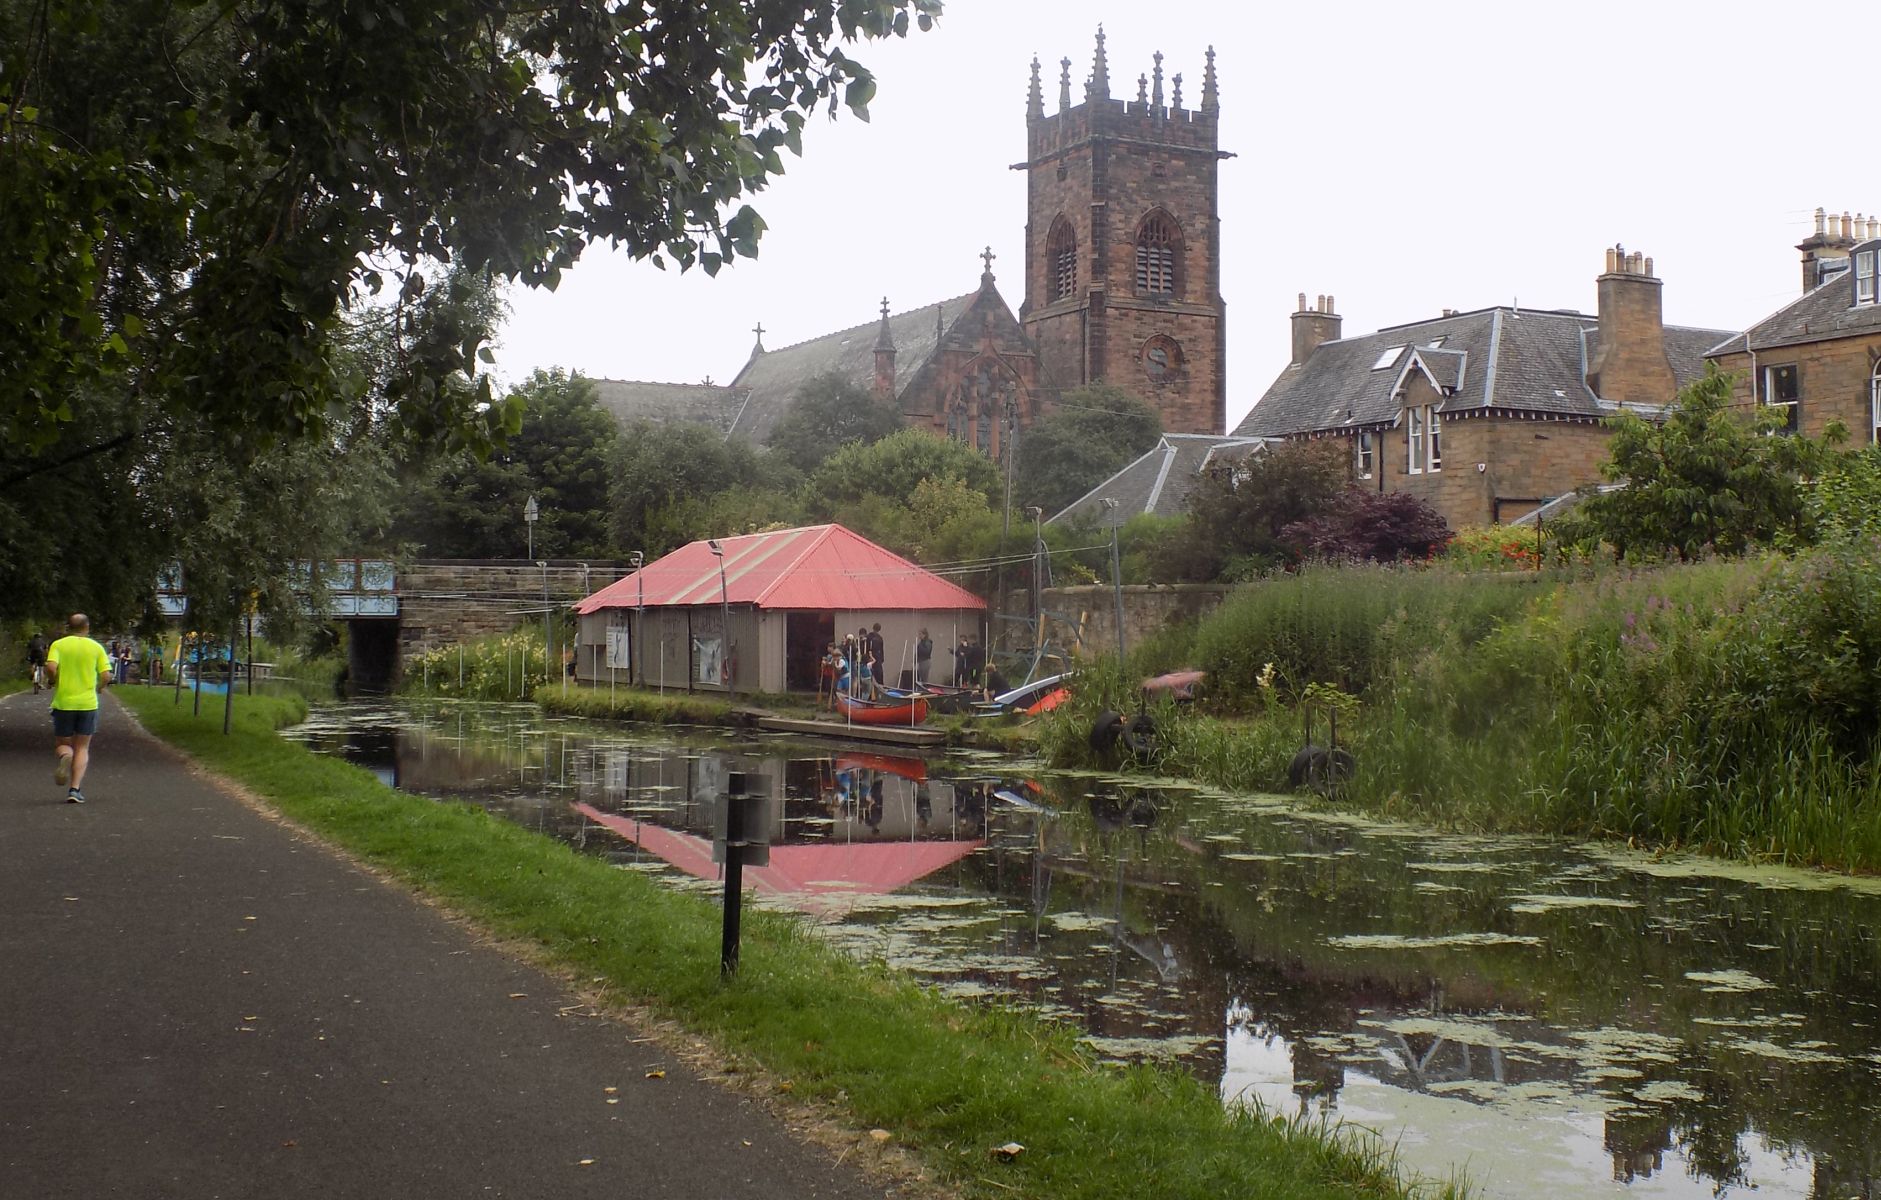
[493,0,1874,431]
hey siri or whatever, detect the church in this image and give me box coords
[591,29,1231,456]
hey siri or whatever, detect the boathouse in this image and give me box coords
[571,524,986,694]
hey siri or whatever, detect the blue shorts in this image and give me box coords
[52,709,99,737]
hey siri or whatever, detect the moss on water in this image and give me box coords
[117,687,1463,1200]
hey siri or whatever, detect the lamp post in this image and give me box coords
[1100,498,1127,665]
[538,559,550,692]
[707,539,732,696]
[523,494,539,560]
[629,550,644,685]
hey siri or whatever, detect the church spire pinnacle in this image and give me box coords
[1026,55,1043,118]
[1057,57,1072,112]
[873,298,895,350]
[1151,51,1164,110]
[1201,45,1219,112]
[1086,25,1110,100]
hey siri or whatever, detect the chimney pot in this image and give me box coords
[1843,211,1854,238]
[1816,206,1828,236]
[1297,291,1307,312]
[1643,256,1654,277]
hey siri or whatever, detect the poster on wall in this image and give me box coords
[692,635,724,685]
[605,626,631,670]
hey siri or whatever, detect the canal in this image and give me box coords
[284,700,1881,1199]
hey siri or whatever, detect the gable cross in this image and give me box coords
[980,245,996,275]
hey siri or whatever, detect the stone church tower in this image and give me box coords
[1017,29,1230,435]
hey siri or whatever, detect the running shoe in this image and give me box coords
[65,788,84,804]
[54,753,72,787]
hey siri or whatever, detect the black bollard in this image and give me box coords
[720,778,747,978]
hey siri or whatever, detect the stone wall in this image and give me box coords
[1712,332,1881,444]
[1039,583,1234,659]
[396,560,627,659]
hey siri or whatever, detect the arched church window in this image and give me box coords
[1048,218,1077,301]
[1135,212,1180,296]
[976,408,992,453]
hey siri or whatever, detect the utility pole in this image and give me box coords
[538,559,550,692]
[1101,499,1127,664]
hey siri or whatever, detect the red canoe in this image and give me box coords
[835,693,929,725]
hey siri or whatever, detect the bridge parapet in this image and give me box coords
[397,560,625,657]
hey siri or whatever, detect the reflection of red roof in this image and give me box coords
[572,803,982,918]
[575,524,985,614]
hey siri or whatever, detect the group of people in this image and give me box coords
[27,629,151,693]
[811,627,1015,708]
[821,623,891,706]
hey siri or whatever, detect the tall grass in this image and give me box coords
[1049,546,1881,872]
[402,630,550,700]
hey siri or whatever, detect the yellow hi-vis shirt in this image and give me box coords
[46,635,110,712]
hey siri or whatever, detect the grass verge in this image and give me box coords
[116,686,1461,1200]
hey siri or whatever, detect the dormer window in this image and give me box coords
[1857,250,1876,306]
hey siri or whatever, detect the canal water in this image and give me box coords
[284,700,1881,1199]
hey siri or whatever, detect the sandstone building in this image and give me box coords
[1230,251,1733,528]
[592,31,1227,455]
[1707,208,1881,443]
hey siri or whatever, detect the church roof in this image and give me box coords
[589,379,746,434]
[726,294,978,444]
[1051,434,1276,527]
[574,523,986,613]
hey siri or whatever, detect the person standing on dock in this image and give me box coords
[45,613,112,804]
[866,624,886,698]
[915,628,932,686]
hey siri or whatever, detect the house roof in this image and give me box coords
[589,379,747,433]
[1051,434,1276,526]
[1234,306,1735,438]
[725,294,979,444]
[574,524,986,614]
[1706,239,1881,356]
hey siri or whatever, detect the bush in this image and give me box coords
[402,630,550,700]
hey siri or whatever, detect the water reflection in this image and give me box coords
[285,702,1881,1200]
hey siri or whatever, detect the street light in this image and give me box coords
[523,494,539,560]
[538,559,550,692]
[1100,498,1127,665]
[707,540,732,696]
[628,550,645,686]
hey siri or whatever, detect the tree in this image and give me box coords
[1564,366,1832,561]
[1279,490,1451,563]
[2,0,940,456]
[610,421,801,557]
[802,428,1000,515]
[1150,441,1349,581]
[397,370,620,559]
[1014,385,1162,516]
[766,373,905,475]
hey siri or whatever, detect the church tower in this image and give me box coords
[1017,30,1229,435]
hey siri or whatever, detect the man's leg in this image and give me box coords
[53,733,74,786]
[67,732,93,791]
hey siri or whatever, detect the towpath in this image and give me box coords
[0,690,895,1199]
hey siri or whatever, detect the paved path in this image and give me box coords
[0,691,894,1199]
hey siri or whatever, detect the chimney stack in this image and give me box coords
[1290,293,1342,365]
[1798,204,1864,291]
[1587,245,1675,405]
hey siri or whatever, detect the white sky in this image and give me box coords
[494,0,1875,432]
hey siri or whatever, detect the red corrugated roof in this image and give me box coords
[574,524,986,614]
